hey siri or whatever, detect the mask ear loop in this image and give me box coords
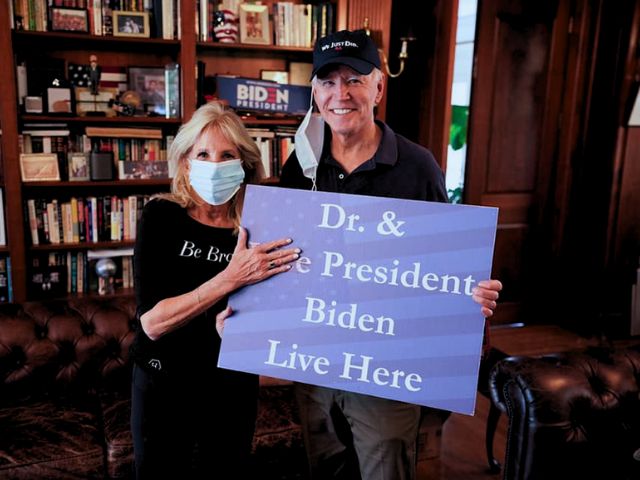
[309,86,318,191]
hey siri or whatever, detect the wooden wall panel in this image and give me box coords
[465,0,559,325]
[486,22,549,193]
[612,127,640,321]
[0,4,27,301]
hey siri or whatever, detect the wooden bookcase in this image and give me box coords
[0,0,396,302]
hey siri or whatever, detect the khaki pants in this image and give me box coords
[295,383,421,480]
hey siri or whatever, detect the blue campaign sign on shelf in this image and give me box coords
[218,186,498,415]
[216,77,311,115]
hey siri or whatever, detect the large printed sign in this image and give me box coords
[216,77,311,115]
[219,186,498,415]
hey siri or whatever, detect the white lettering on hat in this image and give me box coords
[322,40,359,51]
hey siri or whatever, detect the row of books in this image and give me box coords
[197,0,335,47]
[21,125,172,152]
[30,250,134,297]
[247,127,296,178]
[20,125,173,180]
[25,194,152,246]
[273,2,335,48]
[12,0,180,40]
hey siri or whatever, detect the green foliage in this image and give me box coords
[447,186,463,204]
[449,105,469,151]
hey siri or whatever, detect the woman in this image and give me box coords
[130,101,299,478]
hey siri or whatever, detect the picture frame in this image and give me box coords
[261,70,289,84]
[24,96,43,113]
[20,153,61,182]
[49,7,89,33]
[239,3,271,45]
[128,67,166,115]
[68,152,90,181]
[46,87,73,114]
[75,87,118,117]
[113,11,150,38]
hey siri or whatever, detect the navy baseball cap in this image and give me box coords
[311,29,381,79]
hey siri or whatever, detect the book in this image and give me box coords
[164,63,180,119]
[0,188,5,246]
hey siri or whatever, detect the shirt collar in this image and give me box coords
[321,120,398,170]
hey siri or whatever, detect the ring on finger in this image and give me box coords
[268,260,276,269]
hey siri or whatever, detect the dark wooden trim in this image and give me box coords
[12,30,180,50]
[180,0,197,121]
[0,3,27,301]
[197,42,312,54]
[21,115,182,125]
[22,179,171,188]
[30,241,135,252]
[417,0,457,171]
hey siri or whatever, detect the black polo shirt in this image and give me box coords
[279,120,448,203]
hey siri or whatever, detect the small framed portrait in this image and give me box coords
[49,7,89,33]
[261,70,289,84]
[128,67,166,115]
[20,153,61,182]
[68,152,90,181]
[239,3,271,45]
[113,11,150,38]
[46,87,73,114]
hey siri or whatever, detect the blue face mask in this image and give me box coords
[189,159,245,206]
[294,87,324,190]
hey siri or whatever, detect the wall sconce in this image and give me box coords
[363,18,415,78]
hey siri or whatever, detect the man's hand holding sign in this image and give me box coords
[218,185,498,415]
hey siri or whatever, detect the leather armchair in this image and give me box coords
[487,345,640,480]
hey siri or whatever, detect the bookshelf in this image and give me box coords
[0,0,393,302]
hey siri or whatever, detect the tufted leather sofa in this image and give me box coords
[0,298,136,479]
[487,345,640,480]
[0,297,309,479]
[0,297,449,479]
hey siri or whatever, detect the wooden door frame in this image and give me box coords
[416,0,458,171]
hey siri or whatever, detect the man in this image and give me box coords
[279,29,502,480]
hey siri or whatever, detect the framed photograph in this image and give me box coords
[261,70,289,84]
[24,96,43,113]
[68,152,90,181]
[49,7,89,33]
[46,87,73,114]
[75,87,118,116]
[121,161,169,179]
[239,3,271,45]
[128,67,166,115]
[113,11,150,38]
[20,153,61,182]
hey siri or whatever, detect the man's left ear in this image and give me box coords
[376,74,385,103]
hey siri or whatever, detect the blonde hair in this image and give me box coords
[156,101,264,231]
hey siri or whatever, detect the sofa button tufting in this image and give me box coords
[9,347,26,369]
[35,325,48,339]
[83,324,95,335]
